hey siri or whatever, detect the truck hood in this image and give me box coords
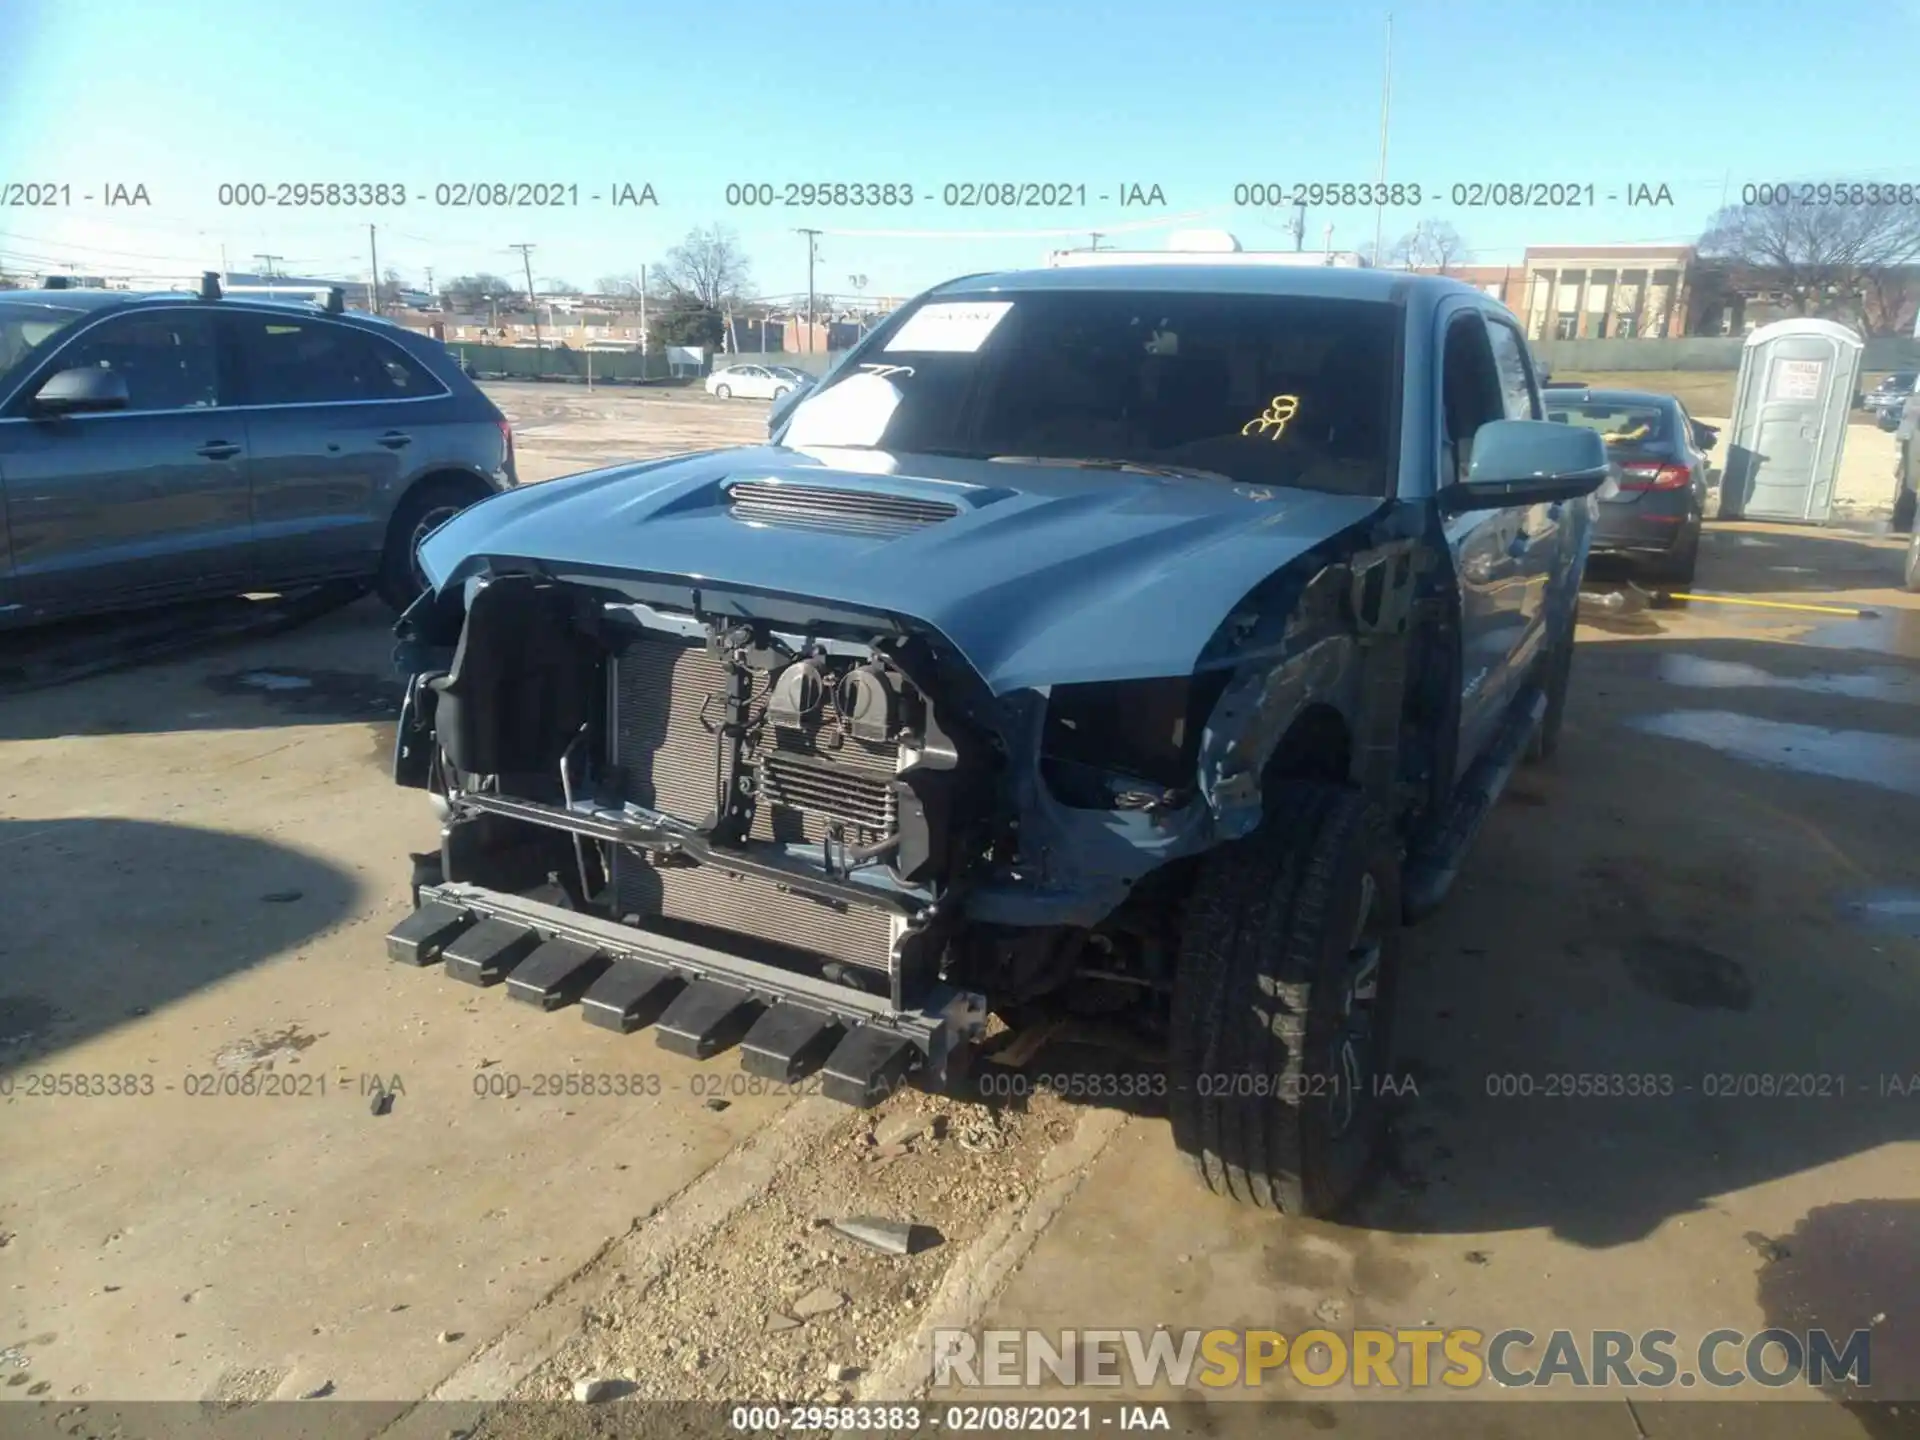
[416,445,1385,693]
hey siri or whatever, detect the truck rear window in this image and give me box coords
[1546,400,1672,450]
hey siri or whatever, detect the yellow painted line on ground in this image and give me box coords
[1666,592,1873,617]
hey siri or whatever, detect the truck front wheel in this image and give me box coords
[1169,784,1402,1217]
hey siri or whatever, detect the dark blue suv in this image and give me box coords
[0,276,517,629]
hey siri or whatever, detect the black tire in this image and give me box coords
[772,385,791,400]
[377,478,486,613]
[1894,485,1917,536]
[1644,525,1700,591]
[714,383,732,400]
[1169,784,1401,1217]
[1525,611,1575,764]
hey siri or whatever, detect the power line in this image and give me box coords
[510,243,540,363]
[795,229,822,351]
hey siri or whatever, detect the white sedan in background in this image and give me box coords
[705,363,809,400]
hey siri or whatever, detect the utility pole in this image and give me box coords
[639,263,648,366]
[254,253,283,279]
[219,245,229,277]
[511,243,539,369]
[425,265,435,303]
[796,229,821,353]
[1089,232,1103,251]
[1291,202,1306,252]
[1373,12,1394,268]
[368,225,381,314]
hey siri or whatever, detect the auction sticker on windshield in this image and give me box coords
[885,301,1013,352]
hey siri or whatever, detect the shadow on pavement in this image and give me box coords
[1017,627,1918,1259]
[0,592,402,743]
[0,817,363,1072]
[1362,627,1919,1248]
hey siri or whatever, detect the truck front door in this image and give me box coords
[1438,309,1530,774]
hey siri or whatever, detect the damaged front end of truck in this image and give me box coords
[382,454,1415,1105]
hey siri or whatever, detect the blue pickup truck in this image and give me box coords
[384,255,1608,1218]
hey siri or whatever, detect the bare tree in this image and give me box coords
[595,272,645,298]
[540,277,581,295]
[653,225,754,311]
[444,272,518,309]
[1388,219,1468,274]
[1696,199,1920,335]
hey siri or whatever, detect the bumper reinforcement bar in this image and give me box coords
[387,881,984,1105]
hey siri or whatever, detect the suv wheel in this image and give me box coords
[378,478,485,613]
[1894,485,1916,536]
[1169,783,1401,1217]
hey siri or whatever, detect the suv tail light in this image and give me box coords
[1617,461,1690,491]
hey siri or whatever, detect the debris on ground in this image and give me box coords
[791,1286,846,1319]
[829,1216,918,1256]
[370,1092,395,1117]
[508,1091,1071,1406]
[572,1377,621,1403]
[871,1111,938,1149]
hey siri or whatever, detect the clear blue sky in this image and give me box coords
[2,0,1912,303]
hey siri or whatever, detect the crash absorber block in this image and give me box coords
[740,1003,847,1083]
[654,980,762,1059]
[820,1025,918,1108]
[503,938,610,1010]
[386,901,474,967]
[581,958,685,1033]
[442,918,543,986]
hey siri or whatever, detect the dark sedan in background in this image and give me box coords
[1542,383,1715,588]
[0,277,516,631]
[1862,371,1916,428]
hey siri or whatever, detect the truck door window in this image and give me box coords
[1484,317,1539,420]
[1441,315,1506,485]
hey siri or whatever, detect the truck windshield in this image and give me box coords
[0,300,91,396]
[777,289,1401,497]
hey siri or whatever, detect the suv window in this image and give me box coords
[224,314,440,405]
[52,310,219,411]
[1440,314,1506,485]
[781,289,1401,497]
[0,299,93,398]
[1483,318,1539,421]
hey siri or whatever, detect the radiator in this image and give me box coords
[608,633,900,973]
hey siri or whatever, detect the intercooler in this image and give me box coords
[607,633,899,974]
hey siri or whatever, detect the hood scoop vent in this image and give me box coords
[725,480,960,537]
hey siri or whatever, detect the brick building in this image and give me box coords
[1403,245,1696,338]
